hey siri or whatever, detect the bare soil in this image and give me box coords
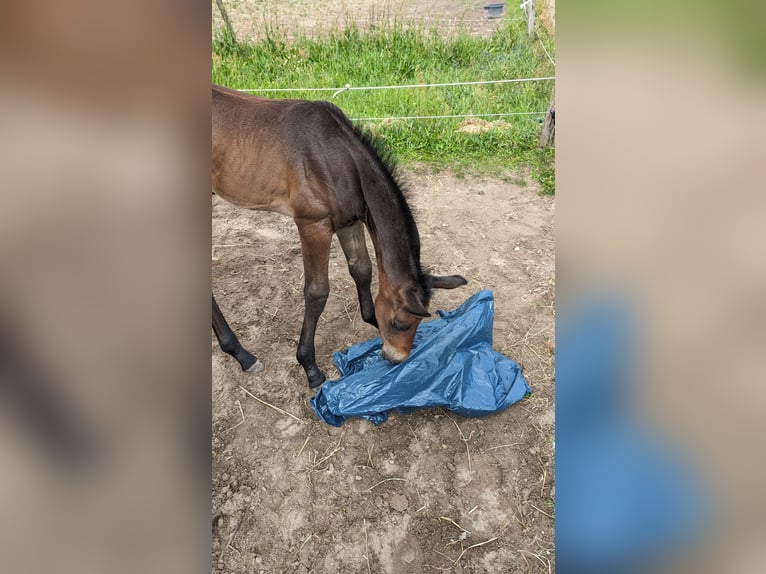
[213,0,514,41]
[212,167,555,573]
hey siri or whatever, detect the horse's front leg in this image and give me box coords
[296,220,333,388]
[336,221,377,328]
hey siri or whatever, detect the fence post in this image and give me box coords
[522,0,537,39]
[215,0,237,44]
[540,85,555,146]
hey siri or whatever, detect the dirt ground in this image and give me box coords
[212,167,555,573]
[213,0,530,40]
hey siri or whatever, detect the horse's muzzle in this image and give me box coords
[382,345,407,365]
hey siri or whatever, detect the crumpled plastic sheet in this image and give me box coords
[311,289,531,426]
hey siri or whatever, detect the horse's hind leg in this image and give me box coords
[336,221,377,328]
[212,294,264,373]
[296,220,333,389]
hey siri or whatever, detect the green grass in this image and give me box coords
[212,19,555,193]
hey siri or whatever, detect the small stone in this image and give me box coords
[355,475,362,481]
[389,493,408,512]
[221,473,230,482]
[401,548,416,564]
[255,556,262,564]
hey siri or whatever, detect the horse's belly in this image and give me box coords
[212,184,293,217]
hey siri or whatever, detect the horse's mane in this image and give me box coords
[320,101,431,299]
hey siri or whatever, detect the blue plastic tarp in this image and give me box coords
[311,289,531,426]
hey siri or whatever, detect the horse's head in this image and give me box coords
[375,274,467,364]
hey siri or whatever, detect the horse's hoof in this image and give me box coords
[246,359,265,374]
[308,373,326,389]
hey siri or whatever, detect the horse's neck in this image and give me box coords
[361,181,421,286]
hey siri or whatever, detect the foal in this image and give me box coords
[212,84,466,388]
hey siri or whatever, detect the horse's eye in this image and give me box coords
[391,319,409,332]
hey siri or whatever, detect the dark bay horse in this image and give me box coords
[212,84,467,388]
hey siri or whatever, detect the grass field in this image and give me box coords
[212,16,555,192]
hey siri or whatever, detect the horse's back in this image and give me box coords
[212,85,367,223]
[213,84,337,138]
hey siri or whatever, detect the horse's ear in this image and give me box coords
[427,274,468,290]
[403,289,431,318]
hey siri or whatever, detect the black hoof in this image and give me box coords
[308,372,326,389]
[237,351,259,373]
